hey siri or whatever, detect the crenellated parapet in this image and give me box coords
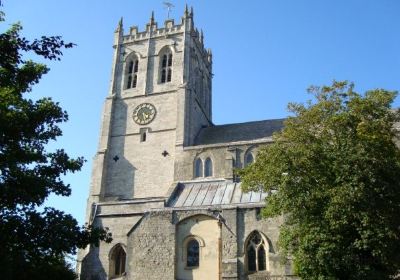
[115,6,212,65]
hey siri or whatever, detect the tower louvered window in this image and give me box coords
[126,59,138,89]
[160,52,173,83]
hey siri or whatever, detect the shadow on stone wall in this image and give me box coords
[80,245,107,280]
[105,100,136,199]
[80,213,110,279]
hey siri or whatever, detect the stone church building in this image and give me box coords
[77,7,295,280]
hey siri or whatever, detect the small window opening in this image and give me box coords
[248,246,256,272]
[128,61,134,74]
[160,51,173,83]
[126,58,138,89]
[162,54,167,67]
[258,246,266,271]
[245,153,254,167]
[187,239,200,267]
[127,75,132,89]
[140,129,148,142]
[205,157,213,177]
[161,69,166,83]
[168,53,173,66]
[133,74,137,88]
[167,68,172,82]
[194,158,203,178]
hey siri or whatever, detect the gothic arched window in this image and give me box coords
[126,57,139,89]
[245,153,254,167]
[186,239,200,267]
[246,231,268,273]
[110,244,126,277]
[160,49,173,83]
[205,157,213,177]
[194,158,203,178]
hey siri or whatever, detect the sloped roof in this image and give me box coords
[194,119,285,146]
[167,181,267,208]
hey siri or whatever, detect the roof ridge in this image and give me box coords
[206,118,286,129]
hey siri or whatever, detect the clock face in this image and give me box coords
[133,103,156,125]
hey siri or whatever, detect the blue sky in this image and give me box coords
[2,0,400,226]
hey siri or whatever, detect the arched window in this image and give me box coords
[194,158,203,178]
[246,231,268,273]
[245,153,254,167]
[160,50,173,83]
[186,239,200,267]
[110,244,126,277]
[126,57,139,89]
[205,157,213,177]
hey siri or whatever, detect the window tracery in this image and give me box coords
[160,50,173,83]
[126,57,138,89]
[246,231,268,273]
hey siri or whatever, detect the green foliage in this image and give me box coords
[239,81,400,279]
[0,13,111,280]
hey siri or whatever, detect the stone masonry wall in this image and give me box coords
[127,211,176,280]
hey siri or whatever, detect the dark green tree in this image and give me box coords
[239,81,400,280]
[0,11,111,280]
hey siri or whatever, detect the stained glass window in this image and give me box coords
[187,239,199,267]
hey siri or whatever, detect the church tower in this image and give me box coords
[79,6,292,280]
[88,7,212,204]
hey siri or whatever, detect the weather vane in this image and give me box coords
[163,2,175,19]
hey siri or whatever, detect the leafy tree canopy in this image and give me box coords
[239,81,400,280]
[0,11,111,280]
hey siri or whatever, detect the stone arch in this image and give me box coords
[124,52,139,89]
[108,243,127,278]
[194,157,203,178]
[182,235,205,268]
[158,46,174,83]
[244,230,271,274]
[176,214,220,280]
[244,145,256,167]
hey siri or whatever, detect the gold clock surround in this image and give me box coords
[132,103,156,125]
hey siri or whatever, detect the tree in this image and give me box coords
[0,11,111,280]
[239,81,400,280]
